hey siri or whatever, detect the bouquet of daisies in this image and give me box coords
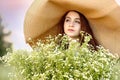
[1,33,120,80]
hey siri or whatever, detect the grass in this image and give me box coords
[0,64,12,80]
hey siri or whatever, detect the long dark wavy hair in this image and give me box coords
[58,10,98,49]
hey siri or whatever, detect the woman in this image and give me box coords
[24,0,120,56]
[58,10,98,49]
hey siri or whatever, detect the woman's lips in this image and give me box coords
[68,29,74,32]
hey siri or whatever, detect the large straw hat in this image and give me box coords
[24,0,120,56]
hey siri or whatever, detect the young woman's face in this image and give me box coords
[64,11,81,39]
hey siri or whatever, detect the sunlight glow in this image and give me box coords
[115,0,120,6]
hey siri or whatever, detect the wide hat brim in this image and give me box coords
[24,0,120,56]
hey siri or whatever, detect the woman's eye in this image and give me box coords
[65,19,70,22]
[75,20,80,24]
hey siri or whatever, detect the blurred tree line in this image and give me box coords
[0,16,12,80]
[0,16,12,57]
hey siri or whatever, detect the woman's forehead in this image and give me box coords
[66,11,80,18]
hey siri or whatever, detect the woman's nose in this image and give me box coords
[69,22,74,27]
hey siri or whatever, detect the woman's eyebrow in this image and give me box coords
[65,17,70,19]
[75,18,80,20]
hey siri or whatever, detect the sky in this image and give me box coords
[0,0,33,50]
